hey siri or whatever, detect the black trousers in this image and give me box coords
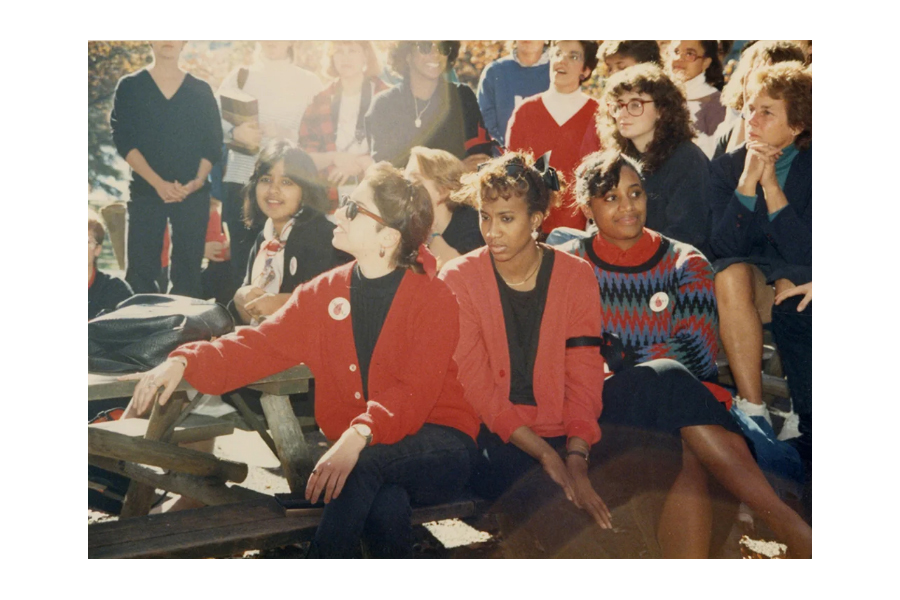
[125,191,209,298]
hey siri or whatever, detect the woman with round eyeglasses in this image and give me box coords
[596,63,711,255]
[709,62,812,478]
[298,41,388,212]
[440,152,614,555]
[122,162,480,559]
[666,40,726,156]
[366,41,492,171]
[506,40,602,235]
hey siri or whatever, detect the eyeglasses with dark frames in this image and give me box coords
[415,41,453,57]
[339,195,390,227]
[607,98,655,117]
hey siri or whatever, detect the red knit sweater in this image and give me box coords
[171,263,480,444]
[440,246,604,444]
[506,96,601,233]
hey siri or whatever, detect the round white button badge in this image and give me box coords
[328,297,351,321]
[649,291,669,313]
[289,256,298,276]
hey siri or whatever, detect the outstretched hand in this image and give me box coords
[567,457,612,528]
[540,451,576,503]
[117,358,187,417]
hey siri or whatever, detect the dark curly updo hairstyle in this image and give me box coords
[365,162,434,274]
[242,140,327,228]
[597,63,694,174]
[746,61,812,150]
[574,150,645,207]
[388,41,460,79]
[693,40,725,90]
[454,152,563,218]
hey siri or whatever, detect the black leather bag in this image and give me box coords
[88,294,234,374]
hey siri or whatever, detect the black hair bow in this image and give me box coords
[533,151,560,191]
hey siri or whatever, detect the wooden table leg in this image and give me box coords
[119,390,188,518]
[259,393,313,493]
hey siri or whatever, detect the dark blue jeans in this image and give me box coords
[310,424,476,559]
[125,191,209,298]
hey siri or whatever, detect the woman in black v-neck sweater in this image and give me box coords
[110,41,223,298]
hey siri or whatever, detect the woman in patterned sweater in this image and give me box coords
[562,150,811,558]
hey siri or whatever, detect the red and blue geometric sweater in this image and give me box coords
[561,229,719,382]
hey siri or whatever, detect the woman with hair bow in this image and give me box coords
[123,162,480,559]
[440,152,613,537]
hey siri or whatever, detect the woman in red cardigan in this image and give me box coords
[125,163,480,559]
[440,152,612,531]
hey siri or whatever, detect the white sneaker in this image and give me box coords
[733,395,773,426]
[776,411,801,441]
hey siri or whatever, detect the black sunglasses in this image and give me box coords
[339,195,390,227]
[415,41,453,57]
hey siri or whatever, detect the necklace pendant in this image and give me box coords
[415,117,422,128]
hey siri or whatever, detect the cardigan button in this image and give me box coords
[499,369,506,378]
[354,392,362,400]
[349,364,357,372]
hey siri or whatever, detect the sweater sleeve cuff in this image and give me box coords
[350,413,378,444]
[566,419,601,446]
[491,408,527,443]
[734,191,757,211]
[767,206,786,221]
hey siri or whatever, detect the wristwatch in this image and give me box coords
[351,424,373,446]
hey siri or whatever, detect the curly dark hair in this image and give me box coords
[574,150,645,207]
[242,140,327,229]
[597,63,694,174]
[721,41,805,111]
[365,162,434,274]
[698,40,725,90]
[747,61,812,150]
[388,41,460,79]
[599,40,661,68]
[454,151,564,218]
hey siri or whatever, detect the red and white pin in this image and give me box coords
[649,291,669,313]
[328,297,351,321]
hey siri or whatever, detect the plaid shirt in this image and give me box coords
[298,77,390,208]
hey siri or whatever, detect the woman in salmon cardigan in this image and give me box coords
[439,152,612,531]
[124,162,480,559]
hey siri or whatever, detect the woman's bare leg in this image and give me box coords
[657,443,712,558]
[681,424,812,558]
[715,263,765,405]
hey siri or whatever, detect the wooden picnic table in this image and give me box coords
[88,364,315,518]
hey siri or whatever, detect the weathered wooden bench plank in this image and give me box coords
[88,496,482,559]
[90,417,235,445]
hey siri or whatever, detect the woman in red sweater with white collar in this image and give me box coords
[125,163,480,559]
[440,152,612,532]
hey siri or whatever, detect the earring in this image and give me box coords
[379,247,385,258]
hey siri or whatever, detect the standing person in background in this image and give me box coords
[404,146,484,268]
[666,40,727,158]
[596,63,710,254]
[217,41,323,301]
[110,41,223,298]
[365,41,492,171]
[89,210,133,320]
[598,40,662,76]
[506,40,601,235]
[299,41,388,214]
[476,41,550,148]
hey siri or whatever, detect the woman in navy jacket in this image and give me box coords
[709,61,812,446]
